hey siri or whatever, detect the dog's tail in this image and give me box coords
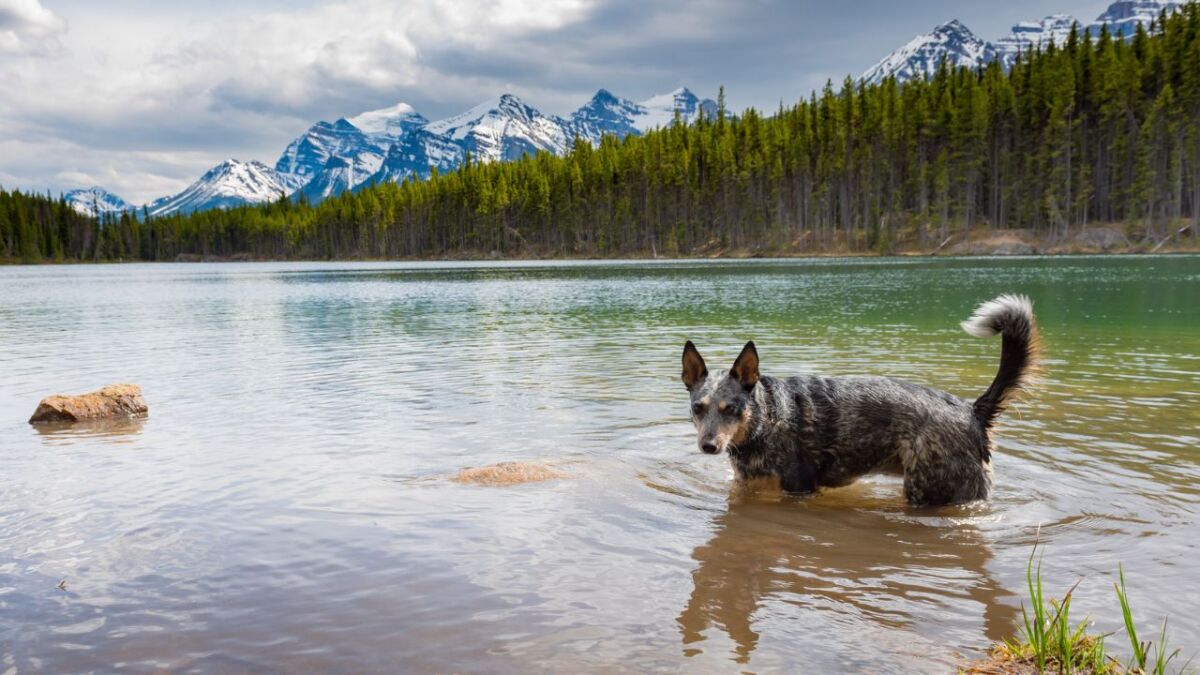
[961,294,1041,430]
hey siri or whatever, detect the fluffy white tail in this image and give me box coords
[962,295,1041,429]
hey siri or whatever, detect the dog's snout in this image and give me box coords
[700,440,719,454]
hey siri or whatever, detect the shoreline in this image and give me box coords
[2,224,1197,265]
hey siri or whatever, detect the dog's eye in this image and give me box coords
[722,403,740,416]
[691,402,706,416]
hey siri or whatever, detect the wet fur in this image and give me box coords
[682,295,1041,506]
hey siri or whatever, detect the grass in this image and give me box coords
[966,544,1190,674]
[1115,564,1186,675]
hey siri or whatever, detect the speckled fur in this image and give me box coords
[682,295,1040,506]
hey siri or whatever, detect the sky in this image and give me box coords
[1,0,1111,204]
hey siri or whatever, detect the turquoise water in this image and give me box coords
[0,256,1196,672]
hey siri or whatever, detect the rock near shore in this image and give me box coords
[450,461,567,486]
[29,384,148,423]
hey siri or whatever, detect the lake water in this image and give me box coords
[1,257,1197,673]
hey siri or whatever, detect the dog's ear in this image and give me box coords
[682,341,708,391]
[730,341,759,389]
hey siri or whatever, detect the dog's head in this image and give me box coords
[681,340,759,455]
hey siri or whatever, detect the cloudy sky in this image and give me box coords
[2,0,1109,204]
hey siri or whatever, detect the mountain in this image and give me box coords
[145,160,302,217]
[364,127,464,186]
[568,89,647,141]
[863,0,1183,83]
[424,94,572,163]
[569,87,718,139]
[141,87,719,214]
[275,106,425,201]
[1088,0,1181,36]
[274,118,386,184]
[862,19,994,84]
[64,187,132,217]
[362,88,719,188]
[633,87,718,130]
[993,14,1077,68]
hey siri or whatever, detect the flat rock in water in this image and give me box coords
[29,384,148,423]
[450,461,567,486]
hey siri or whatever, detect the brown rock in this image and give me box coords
[29,384,148,424]
[450,461,567,486]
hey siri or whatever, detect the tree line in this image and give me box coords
[4,5,1200,262]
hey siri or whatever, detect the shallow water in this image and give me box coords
[0,257,1197,673]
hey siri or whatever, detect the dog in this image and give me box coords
[681,295,1040,506]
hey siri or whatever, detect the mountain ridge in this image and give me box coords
[862,0,1182,84]
[135,87,718,215]
[65,187,133,217]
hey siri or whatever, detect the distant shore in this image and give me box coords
[2,224,1196,265]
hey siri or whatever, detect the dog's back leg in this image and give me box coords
[900,435,993,506]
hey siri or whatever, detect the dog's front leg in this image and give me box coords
[779,452,818,495]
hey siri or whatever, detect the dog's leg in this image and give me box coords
[901,435,992,506]
[779,452,818,494]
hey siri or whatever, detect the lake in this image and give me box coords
[1,257,1197,673]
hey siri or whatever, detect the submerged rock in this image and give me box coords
[29,384,148,423]
[450,461,567,486]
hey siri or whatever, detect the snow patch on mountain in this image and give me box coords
[65,187,132,217]
[346,102,429,137]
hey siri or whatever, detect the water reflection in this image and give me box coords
[679,488,1018,666]
[0,258,1196,672]
[31,415,147,442]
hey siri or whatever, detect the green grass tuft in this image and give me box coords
[969,545,1191,675]
[1115,563,1184,675]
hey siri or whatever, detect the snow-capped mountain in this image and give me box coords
[140,86,719,214]
[146,160,301,217]
[274,118,386,184]
[864,0,1183,83]
[365,127,465,187]
[569,87,718,139]
[568,89,647,141]
[993,14,1078,68]
[424,94,572,163]
[862,20,994,84]
[297,152,387,203]
[633,88,718,131]
[1088,0,1181,36]
[64,187,132,217]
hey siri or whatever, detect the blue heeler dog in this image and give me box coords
[682,295,1041,506]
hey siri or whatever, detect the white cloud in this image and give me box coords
[8,0,1069,206]
[0,0,598,203]
[0,0,66,55]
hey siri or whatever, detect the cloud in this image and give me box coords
[0,0,1120,206]
[0,0,599,203]
[0,0,66,55]
[149,0,595,118]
